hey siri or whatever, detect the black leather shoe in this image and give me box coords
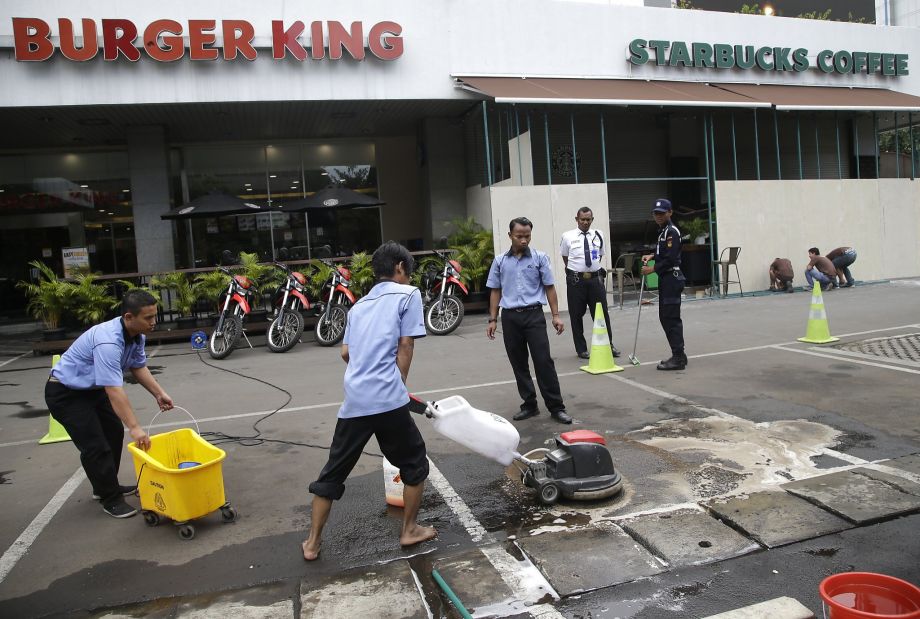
[551,409,573,424]
[513,408,539,421]
[656,356,687,371]
[611,345,621,358]
[577,351,590,359]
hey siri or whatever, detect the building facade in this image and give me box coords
[1,0,919,314]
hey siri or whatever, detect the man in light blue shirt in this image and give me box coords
[304,242,434,561]
[45,289,174,518]
[486,217,571,424]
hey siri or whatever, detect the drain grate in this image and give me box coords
[835,333,920,363]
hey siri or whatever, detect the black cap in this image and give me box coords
[652,198,672,213]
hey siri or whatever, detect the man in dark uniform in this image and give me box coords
[642,199,687,371]
[559,207,620,359]
[487,217,572,424]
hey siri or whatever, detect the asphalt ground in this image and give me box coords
[0,280,919,618]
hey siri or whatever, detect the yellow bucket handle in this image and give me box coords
[148,406,201,436]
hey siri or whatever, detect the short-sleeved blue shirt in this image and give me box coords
[338,281,426,419]
[51,317,147,389]
[485,248,555,309]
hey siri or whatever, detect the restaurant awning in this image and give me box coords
[454,76,769,108]
[713,83,920,111]
[455,76,920,112]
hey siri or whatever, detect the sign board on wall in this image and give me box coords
[62,247,90,278]
[11,18,403,63]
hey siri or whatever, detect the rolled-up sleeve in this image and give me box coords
[486,257,502,289]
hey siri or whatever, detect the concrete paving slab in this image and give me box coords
[299,560,428,619]
[883,453,920,476]
[701,596,814,618]
[176,582,294,618]
[704,491,852,548]
[516,523,664,596]
[618,508,760,567]
[782,470,920,524]
[432,547,515,615]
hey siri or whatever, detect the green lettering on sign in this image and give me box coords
[714,43,734,69]
[896,54,909,76]
[628,39,649,65]
[669,41,692,67]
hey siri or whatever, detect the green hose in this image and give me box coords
[431,569,473,619]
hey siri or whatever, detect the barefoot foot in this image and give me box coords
[302,539,321,561]
[400,525,437,547]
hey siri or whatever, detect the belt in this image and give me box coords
[567,270,600,280]
[506,304,543,312]
[48,376,60,383]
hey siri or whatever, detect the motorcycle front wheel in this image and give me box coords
[267,309,304,353]
[425,294,464,335]
[208,314,243,359]
[314,304,348,346]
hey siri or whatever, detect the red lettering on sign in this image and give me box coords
[310,21,325,60]
[222,20,257,60]
[102,19,140,61]
[328,21,364,60]
[59,18,98,61]
[188,20,218,60]
[272,20,306,60]
[143,19,184,62]
[12,17,53,61]
[368,21,403,60]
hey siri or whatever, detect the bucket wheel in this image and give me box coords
[142,510,160,527]
[220,503,238,523]
[177,523,196,540]
[539,482,561,506]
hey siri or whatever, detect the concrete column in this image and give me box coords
[127,126,175,273]
[421,117,468,246]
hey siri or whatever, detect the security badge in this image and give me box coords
[666,239,673,248]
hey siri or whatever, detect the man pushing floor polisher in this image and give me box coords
[409,395,622,505]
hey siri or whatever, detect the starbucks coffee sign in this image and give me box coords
[628,39,909,76]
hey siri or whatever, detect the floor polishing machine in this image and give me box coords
[409,395,622,505]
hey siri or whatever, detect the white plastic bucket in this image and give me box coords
[383,457,404,507]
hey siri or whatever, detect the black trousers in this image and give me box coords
[44,381,125,505]
[501,309,565,414]
[309,405,429,501]
[566,275,612,354]
[658,271,685,357]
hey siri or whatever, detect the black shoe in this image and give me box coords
[842,282,854,288]
[577,351,590,359]
[656,356,687,371]
[103,499,137,519]
[611,345,621,358]
[550,409,573,424]
[786,285,795,293]
[513,408,540,421]
[93,484,138,501]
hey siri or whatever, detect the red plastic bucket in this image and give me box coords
[820,572,920,619]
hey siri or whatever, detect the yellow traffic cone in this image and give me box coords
[797,281,839,344]
[580,303,624,374]
[40,354,72,445]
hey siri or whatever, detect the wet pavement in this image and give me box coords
[1,280,919,617]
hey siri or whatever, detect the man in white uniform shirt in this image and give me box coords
[560,207,619,359]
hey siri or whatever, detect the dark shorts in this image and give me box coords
[308,404,429,501]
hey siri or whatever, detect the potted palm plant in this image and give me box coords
[70,272,120,327]
[235,252,276,321]
[17,260,73,340]
[346,251,374,298]
[193,270,232,323]
[448,218,494,302]
[151,272,198,329]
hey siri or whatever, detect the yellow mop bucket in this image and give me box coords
[128,408,236,540]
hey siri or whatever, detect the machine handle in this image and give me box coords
[147,406,201,436]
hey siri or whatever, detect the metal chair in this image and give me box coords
[713,246,743,297]
[613,253,639,308]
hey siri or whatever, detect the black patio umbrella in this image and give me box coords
[276,187,385,212]
[160,191,268,220]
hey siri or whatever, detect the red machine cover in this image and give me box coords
[560,430,606,445]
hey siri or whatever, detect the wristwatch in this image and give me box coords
[488,318,497,323]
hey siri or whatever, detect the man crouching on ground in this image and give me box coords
[303,241,435,561]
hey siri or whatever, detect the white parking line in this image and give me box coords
[0,467,85,584]
[0,352,30,369]
[771,345,920,375]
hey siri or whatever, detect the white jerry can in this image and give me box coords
[382,457,404,507]
[428,395,521,466]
